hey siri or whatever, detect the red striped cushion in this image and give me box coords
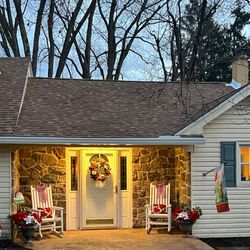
[38,208,52,218]
[153,204,167,214]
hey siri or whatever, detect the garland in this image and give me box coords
[89,157,111,182]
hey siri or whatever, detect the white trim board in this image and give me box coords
[0,136,205,145]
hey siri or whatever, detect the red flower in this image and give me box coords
[173,206,202,223]
[188,210,200,223]
[12,211,28,224]
[12,210,42,225]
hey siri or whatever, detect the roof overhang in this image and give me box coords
[0,136,205,146]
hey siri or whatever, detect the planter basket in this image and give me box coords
[179,220,193,237]
[21,224,36,243]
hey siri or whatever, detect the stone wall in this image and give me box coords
[12,146,66,225]
[174,148,191,206]
[132,147,190,228]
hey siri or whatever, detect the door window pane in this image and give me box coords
[71,156,78,191]
[120,157,127,190]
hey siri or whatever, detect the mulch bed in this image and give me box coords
[201,237,250,249]
[0,240,31,250]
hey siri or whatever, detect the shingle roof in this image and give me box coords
[13,77,237,138]
[0,57,30,135]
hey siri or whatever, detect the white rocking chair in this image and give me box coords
[31,185,64,238]
[145,182,172,234]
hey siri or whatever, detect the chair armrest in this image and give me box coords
[31,208,41,212]
[52,206,64,211]
[31,208,43,217]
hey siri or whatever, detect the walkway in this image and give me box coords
[26,229,213,250]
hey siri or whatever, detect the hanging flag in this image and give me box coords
[214,163,230,213]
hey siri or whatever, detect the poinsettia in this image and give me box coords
[173,205,202,224]
[12,208,42,229]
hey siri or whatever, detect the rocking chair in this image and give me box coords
[31,185,64,238]
[145,182,171,234]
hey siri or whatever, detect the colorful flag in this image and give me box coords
[214,163,230,213]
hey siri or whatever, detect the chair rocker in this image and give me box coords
[145,182,171,234]
[31,185,64,238]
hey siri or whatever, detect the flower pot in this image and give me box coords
[179,220,193,237]
[21,224,36,243]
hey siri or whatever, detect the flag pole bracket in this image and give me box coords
[202,163,227,176]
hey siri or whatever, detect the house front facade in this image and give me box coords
[0,56,249,239]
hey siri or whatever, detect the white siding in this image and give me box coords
[192,97,250,238]
[0,150,11,239]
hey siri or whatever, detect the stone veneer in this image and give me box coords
[132,147,190,227]
[12,146,66,226]
[12,146,190,229]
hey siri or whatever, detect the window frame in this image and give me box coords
[237,142,250,186]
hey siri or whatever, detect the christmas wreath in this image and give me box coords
[89,157,111,182]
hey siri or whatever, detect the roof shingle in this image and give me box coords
[0,57,30,135]
[14,77,236,138]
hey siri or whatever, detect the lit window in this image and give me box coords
[71,156,78,191]
[240,146,250,181]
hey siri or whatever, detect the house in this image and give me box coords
[0,55,249,239]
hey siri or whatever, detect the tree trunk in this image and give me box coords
[48,0,55,77]
[13,0,30,56]
[32,0,46,76]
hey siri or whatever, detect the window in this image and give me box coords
[240,146,250,182]
[71,156,78,191]
[120,156,127,190]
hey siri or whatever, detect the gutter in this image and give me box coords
[0,136,205,145]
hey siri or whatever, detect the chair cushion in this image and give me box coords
[38,207,53,218]
[152,204,167,214]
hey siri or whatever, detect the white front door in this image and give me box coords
[82,150,117,228]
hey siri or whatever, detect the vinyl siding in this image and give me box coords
[191,97,250,238]
[0,150,11,239]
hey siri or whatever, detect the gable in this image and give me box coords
[176,84,250,136]
[204,95,250,133]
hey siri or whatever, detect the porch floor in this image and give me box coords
[25,229,213,250]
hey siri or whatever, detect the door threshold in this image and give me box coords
[82,226,118,230]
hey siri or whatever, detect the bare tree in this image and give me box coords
[0,0,248,81]
[95,0,167,80]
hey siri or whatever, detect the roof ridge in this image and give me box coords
[0,57,30,60]
[29,76,228,85]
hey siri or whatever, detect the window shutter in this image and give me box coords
[221,142,236,187]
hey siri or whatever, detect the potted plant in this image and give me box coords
[12,208,42,243]
[173,205,202,237]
